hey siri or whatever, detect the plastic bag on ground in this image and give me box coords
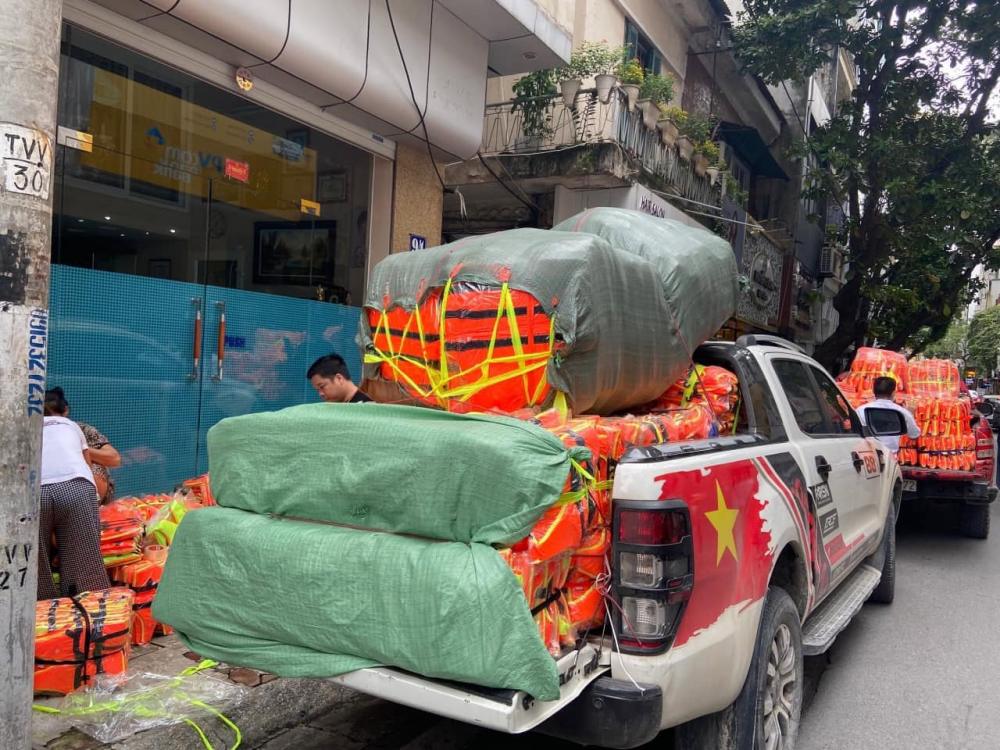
[41,660,245,745]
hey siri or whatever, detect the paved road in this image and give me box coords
[798,498,1000,750]
[262,494,1000,750]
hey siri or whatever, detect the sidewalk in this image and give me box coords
[32,634,354,750]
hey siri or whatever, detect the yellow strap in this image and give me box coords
[367,280,562,408]
[553,391,569,419]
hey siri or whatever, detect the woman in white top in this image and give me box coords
[37,389,110,600]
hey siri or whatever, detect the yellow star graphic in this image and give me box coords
[705,481,739,565]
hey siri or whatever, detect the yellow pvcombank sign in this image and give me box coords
[81,69,317,217]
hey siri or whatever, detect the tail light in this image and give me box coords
[611,499,693,655]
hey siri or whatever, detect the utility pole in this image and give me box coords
[1,2,63,747]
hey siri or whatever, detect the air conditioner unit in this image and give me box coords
[818,245,835,278]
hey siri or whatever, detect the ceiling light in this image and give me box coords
[169,228,176,233]
[120,233,125,237]
[77,218,84,223]
[104,216,111,221]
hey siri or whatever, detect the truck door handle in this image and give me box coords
[851,451,865,473]
[188,297,202,382]
[815,456,832,478]
[212,300,226,383]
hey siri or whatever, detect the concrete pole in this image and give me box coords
[0,1,63,747]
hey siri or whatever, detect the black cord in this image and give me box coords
[476,152,541,214]
[385,0,449,194]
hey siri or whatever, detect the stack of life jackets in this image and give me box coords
[844,347,909,400]
[646,365,740,434]
[898,397,976,471]
[499,407,716,655]
[109,558,170,646]
[98,504,145,568]
[34,587,133,695]
[907,359,962,399]
[367,283,559,414]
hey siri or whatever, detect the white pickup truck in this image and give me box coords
[332,336,907,749]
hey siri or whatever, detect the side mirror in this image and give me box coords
[978,401,995,417]
[864,407,908,437]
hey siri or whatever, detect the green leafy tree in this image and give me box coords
[915,319,968,359]
[967,306,1000,373]
[733,0,1000,368]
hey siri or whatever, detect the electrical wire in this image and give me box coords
[384,0,449,194]
[476,152,541,214]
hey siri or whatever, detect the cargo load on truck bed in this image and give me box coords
[360,209,737,415]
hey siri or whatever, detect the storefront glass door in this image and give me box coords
[47,25,371,497]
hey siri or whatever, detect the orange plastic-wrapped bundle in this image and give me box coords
[34,588,133,695]
[848,348,909,398]
[648,365,740,433]
[500,550,575,655]
[566,527,611,630]
[182,473,216,505]
[367,283,559,413]
[907,359,961,399]
[898,396,975,470]
[99,504,145,567]
[109,559,167,647]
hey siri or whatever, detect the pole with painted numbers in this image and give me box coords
[0,1,63,747]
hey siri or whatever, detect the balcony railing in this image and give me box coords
[481,87,721,211]
[479,87,791,332]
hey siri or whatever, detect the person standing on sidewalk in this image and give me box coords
[857,376,921,453]
[37,389,111,599]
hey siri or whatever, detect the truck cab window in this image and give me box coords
[772,360,828,435]
[809,366,858,435]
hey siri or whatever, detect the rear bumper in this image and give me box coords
[902,477,997,504]
[536,676,663,749]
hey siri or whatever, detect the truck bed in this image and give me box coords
[329,642,609,735]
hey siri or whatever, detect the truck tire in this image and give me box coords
[960,502,990,539]
[673,587,802,750]
[866,501,896,604]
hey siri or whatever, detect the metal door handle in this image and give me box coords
[815,455,832,478]
[188,298,202,381]
[851,451,865,473]
[212,301,226,382]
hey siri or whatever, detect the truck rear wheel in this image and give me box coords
[960,502,990,539]
[867,501,896,604]
[673,587,803,750]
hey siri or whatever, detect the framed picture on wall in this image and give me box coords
[317,171,348,202]
[253,220,337,286]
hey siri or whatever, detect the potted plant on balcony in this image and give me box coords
[512,69,558,150]
[693,140,719,178]
[616,58,644,110]
[657,105,685,147]
[637,73,674,131]
[592,42,625,104]
[676,112,712,163]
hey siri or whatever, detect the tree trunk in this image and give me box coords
[813,273,866,370]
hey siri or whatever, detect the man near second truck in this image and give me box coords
[857,376,921,453]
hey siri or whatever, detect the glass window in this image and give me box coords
[53,24,373,305]
[624,19,662,75]
[810,365,857,435]
[772,360,830,436]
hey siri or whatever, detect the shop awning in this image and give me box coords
[716,122,788,180]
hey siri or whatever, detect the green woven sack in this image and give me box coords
[154,507,561,699]
[208,403,587,545]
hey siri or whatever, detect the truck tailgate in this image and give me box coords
[330,643,607,734]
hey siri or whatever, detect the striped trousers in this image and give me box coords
[37,478,110,600]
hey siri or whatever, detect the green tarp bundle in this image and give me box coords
[206,403,587,544]
[153,506,561,699]
[154,404,587,699]
[360,209,738,415]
